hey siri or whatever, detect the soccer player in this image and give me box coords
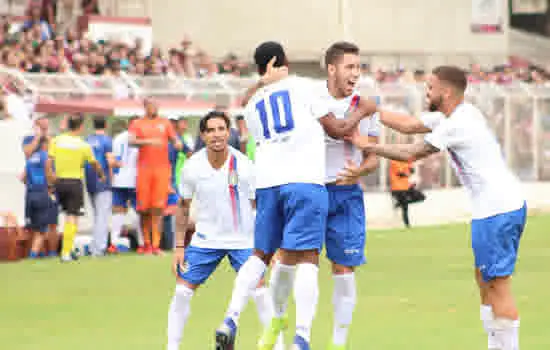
[347,66,526,350]
[47,115,106,262]
[85,116,116,256]
[168,111,282,350]
[129,99,182,255]
[111,117,143,253]
[22,116,58,258]
[318,42,380,350]
[214,42,377,350]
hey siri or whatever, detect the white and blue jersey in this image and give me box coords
[316,83,381,266]
[423,102,526,282]
[85,133,112,194]
[243,75,330,253]
[22,136,58,232]
[176,148,255,285]
[111,131,138,209]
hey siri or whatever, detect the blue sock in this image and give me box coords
[48,251,57,257]
[39,252,45,258]
[29,251,39,259]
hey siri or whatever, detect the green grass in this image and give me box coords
[2,215,550,350]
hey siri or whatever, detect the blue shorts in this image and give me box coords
[112,188,136,209]
[254,183,328,254]
[177,246,253,285]
[325,184,366,267]
[25,190,58,233]
[471,203,527,282]
[166,192,179,206]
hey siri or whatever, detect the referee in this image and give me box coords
[46,115,105,262]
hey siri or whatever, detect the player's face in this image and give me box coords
[36,117,49,131]
[144,101,158,116]
[426,75,445,112]
[177,119,188,133]
[202,117,229,152]
[329,53,360,97]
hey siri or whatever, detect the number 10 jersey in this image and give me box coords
[244,75,329,189]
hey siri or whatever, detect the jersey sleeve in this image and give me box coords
[419,112,445,130]
[304,79,330,119]
[48,137,57,158]
[424,120,460,151]
[179,162,195,200]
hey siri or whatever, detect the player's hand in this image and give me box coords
[260,56,288,86]
[172,247,185,277]
[174,140,183,151]
[358,98,379,117]
[336,160,362,185]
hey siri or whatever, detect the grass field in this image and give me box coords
[2,215,550,350]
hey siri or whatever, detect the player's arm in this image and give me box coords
[350,135,439,162]
[359,135,380,174]
[378,109,434,134]
[22,134,43,159]
[318,98,379,139]
[241,57,288,107]
[45,138,56,185]
[84,145,106,181]
[175,198,193,247]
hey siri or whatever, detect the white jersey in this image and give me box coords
[316,82,381,183]
[179,148,255,249]
[424,103,524,219]
[244,75,329,188]
[111,131,138,188]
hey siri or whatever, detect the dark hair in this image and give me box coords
[254,41,287,75]
[68,114,84,131]
[432,66,468,93]
[235,115,245,121]
[199,111,231,133]
[324,41,359,68]
[93,116,107,130]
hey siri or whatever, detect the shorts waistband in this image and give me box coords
[325,183,362,191]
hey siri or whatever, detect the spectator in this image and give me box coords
[22,5,52,41]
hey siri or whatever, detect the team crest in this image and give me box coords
[228,170,239,186]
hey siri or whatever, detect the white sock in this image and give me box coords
[253,287,285,350]
[270,263,296,318]
[480,305,500,349]
[293,263,319,343]
[111,213,125,245]
[332,273,357,346]
[492,318,519,350]
[167,284,194,350]
[225,255,267,324]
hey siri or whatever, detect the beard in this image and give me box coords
[428,96,442,112]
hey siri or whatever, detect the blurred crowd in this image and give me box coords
[0,2,250,78]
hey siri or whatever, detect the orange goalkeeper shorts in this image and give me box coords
[136,166,171,211]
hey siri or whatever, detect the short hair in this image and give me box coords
[67,114,84,131]
[93,116,107,130]
[254,41,287,75]
[199,111,231,133]
[432,66,468,93]
[324,41,359,68]
[235,115,245,121]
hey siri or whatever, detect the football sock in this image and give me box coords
[142,215,151,246]
[480,304,500,349]
[253,287,285,349]
[270,263,296,318]
[225,255,267,324]
[293,263,318,343]
[332,273,357,346]
[167,284,194,350]
[110,213,125,244]
[61,222,77,256]
[492,318,519,350]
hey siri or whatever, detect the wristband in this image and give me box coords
[175,245,186,249]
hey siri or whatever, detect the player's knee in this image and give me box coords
[279,248,319,265]
[253,249,273,265]
[176,278,200,291]
[332,263,354,275]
